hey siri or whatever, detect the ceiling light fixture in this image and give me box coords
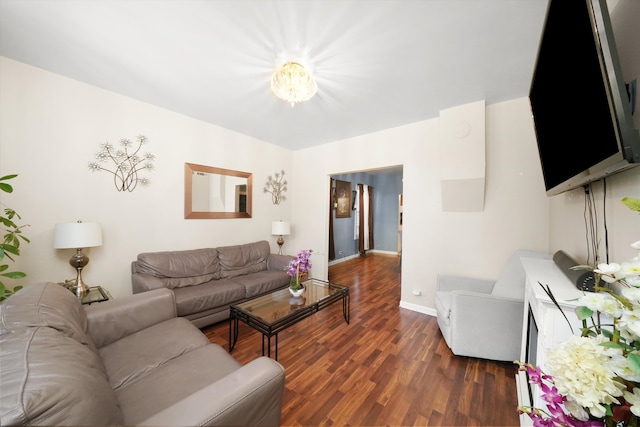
[270,62,317,107]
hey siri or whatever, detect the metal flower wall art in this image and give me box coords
[263,170,287,205]
[88,135,155,192]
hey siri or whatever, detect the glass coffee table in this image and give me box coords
[229,278,350,360]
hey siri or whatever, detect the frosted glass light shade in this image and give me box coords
[53,222,103,249]
[270,62,317,106]
[271,221,290,236]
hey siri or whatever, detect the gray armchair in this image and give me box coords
[434,249,551,362]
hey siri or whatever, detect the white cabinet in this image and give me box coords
[516,258,585,426]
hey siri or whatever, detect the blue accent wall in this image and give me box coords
[331,167,403,259]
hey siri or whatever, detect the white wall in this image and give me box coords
[291,97,551,314]
[1,56,562,315]
[548,165,640,266]
[0,57,293,298]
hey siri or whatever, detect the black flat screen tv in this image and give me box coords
[530,0,640,196]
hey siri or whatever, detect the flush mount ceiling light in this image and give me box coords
[270,62,317,107]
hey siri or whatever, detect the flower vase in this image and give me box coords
[289,279,305,297]
[289,287,304,297]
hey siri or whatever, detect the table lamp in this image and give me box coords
[271,220,290,255]
[53,220,102,299]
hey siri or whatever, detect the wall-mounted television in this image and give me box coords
[530,0,640,196]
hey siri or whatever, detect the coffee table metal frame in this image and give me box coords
[229,278,350,360]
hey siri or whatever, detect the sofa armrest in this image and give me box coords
[137,356,285,427]
[267,254,294,272]
[85,288,177,348]
[449,290,525,361]
[437,274,495,294]
[132,272,166,293]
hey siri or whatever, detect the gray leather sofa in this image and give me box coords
[131,240,292,328]
[0,282,286,426]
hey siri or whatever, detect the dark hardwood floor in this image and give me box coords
[202,253,520,426]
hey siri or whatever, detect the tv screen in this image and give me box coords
[530,0,640,196]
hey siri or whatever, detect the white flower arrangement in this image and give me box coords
[517,238,640,426]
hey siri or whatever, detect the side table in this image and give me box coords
[81,286,112,305]
[58,280,112,304]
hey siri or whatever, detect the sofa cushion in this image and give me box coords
[99,317,209,390]
[0,282,96,349]
[232,270,290,298]
[218,240,269,279]
[172,279,247,317]
[0,327,123,426]
[115,343,242,425]
[136,248,221,289]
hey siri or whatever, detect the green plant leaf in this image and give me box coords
[1,271,26,279]
[599,341,623,349]
[0,216,17,228]
[575,306,594,320]
[621,197,640,212]
[629,353,640,373]
[0,244,20,256]
[0,282,22,302]
[600,328,614,339]
[580,328,599,338]
[539,282,575,334]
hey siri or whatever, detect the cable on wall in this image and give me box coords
[583,183,599,265]
[602,178,610,263]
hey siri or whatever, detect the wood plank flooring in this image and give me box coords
[202,253,520,426]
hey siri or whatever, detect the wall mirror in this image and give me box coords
[184,163,252,219]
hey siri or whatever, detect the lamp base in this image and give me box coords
[276,236,285,255]
[69,249,90,299]
[74,272,89,299]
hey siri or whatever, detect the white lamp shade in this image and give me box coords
[53,222,103,249]
[271,221,290,236]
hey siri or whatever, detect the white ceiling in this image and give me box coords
[0,0,549,151]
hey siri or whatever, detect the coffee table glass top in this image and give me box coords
[232,278,347,326]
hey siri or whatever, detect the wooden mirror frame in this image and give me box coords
[184,163,252,219]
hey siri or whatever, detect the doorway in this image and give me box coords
[328,166,403,266]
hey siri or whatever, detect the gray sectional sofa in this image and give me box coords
[0,282,286,426]
[131,240,292,328]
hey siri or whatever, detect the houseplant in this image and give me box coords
[0,174,30,301]
[287,249,312,296]
[516,238,640,426]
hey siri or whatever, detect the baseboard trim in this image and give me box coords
[370,249,397,256]
[399,301,436,317]
[328,249,399,266]
[328,253,360,266]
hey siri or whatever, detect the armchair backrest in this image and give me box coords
[491,250,552,300]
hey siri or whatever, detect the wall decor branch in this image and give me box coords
[88,135,155,192]
[263,170,287,205]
